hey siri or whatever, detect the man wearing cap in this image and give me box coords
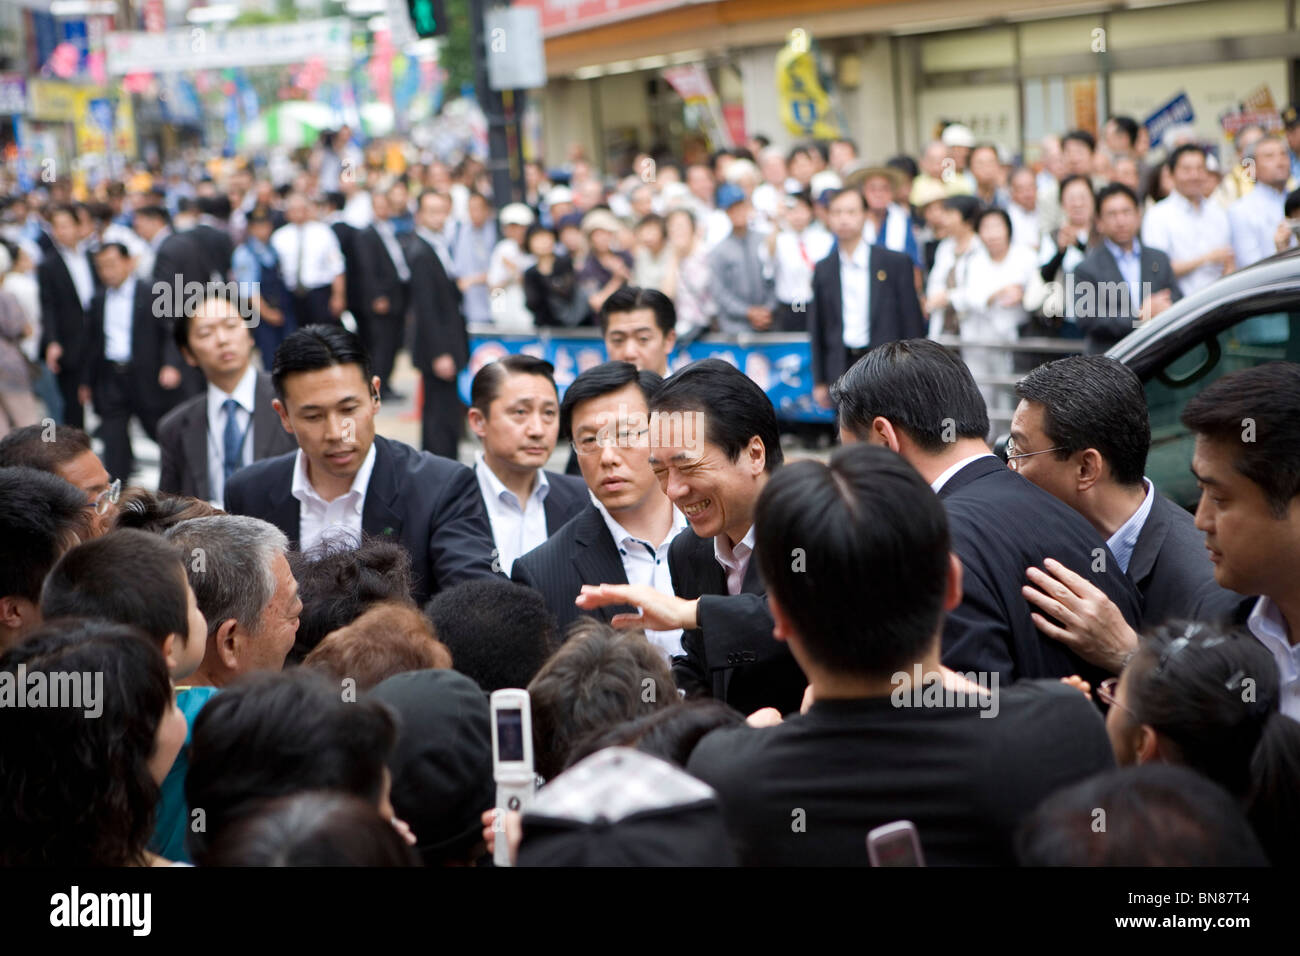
[543,185,576,230]
[488,203,537,332]
[708,184,775,334]
[577,209,633,317]
[940,124,977,193]
[912,141,972,203]
[849,164,922,274]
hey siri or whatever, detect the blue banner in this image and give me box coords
[1143,92,1195,149]
[458,329,834,423]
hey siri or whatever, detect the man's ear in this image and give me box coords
[0,596,34,640]
[1134,724,1162,765]
[160,632,181,675]
[215,618,241,672]
[272,398,294,434]
[467,406,487,439]
[1077,449,1105,493]
[871,416,902,452]
[748,435,766,475]
[180,344,200,369]
[943,552,964,613]
[768,592,794,645]
[663,329,677,354]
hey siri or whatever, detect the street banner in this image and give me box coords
[775,32,840,139]
[661,64,733,150]
[106,19,351,75]
[0,74,25,115]
[458,328,834,423]
[1143,92,1194,149]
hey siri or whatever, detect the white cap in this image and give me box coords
[500,202,535,227]
[941,124,975,148]
[810,170,842,197]
[545,185,574,206]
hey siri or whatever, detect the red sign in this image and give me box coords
[143,0,165,33]
[513,0,689,37]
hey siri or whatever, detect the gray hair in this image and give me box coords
[165,515,289,637]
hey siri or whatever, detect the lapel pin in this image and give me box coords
[876,269,887,281]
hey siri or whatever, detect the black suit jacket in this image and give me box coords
[938,456,1143,685]
[188,223,234,280]
[156,370,298,502]
[511,504,636,635]
[355,225,409,323]
[38,245,98,371]
[669,530,806,715]
[224,434,499,605]
[1130,489,1243,627]
[152,230,215,397]
[1072,244,1181,354]
[808,243,926,387]
[331,221,367,321]
[82,280,168,395]
[406,233,467,373]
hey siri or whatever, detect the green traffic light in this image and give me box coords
[413,0,436,34]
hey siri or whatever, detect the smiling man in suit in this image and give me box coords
[223,325,497,605]
[809,187,925,410]
[156,294,298,507]
[467,354,587,577]
[511,361,685,649]
[1072,183,1181,354]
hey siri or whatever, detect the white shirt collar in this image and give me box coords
[839,240,868,269]
[714,523,757,569]
[1248,596,1292,649]
[291,441,378,508]
[207,364,258,422]
[107,276,136,298]
[930,452,998,494]
[1105,477,1155,574]
[474,451,549,509]
[593,497,687,551]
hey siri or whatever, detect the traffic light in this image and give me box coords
[407,0,448,38]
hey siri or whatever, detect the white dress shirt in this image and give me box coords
[770,225,833,306]
[838,239,871,348]
[1141,190,1232,297]
[375,220,411,282]
[1247,596,1300,721]
[271,221,345,291]
[416,226,455,275]
[58,243,95,310]
[102,277,136,363]
[1229,182,1293,269]
[595,499,689,659]
[930,452,998,494]
[474,454,550,577]
[205,364,258,508]
[292,442,378,554]
[1104,478,1154,575]
[1007,202,1041,251]
[714,523,757,597]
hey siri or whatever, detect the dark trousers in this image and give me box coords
[56,368,84,429]
[253,304,297,367]
[371,315,404,391]
[421,371,464,460]
[774,301,811,333]
[293,285,337,328]
[94,362,162,481]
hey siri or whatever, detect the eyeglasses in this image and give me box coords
[91,478,122,516]
[1096,677,1137,719]
[571,428,650,456]
[1005,436,1066,471]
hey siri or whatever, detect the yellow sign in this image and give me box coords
[28,80,137,158]
[775,32,840,140]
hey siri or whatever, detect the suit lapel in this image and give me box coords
[571,507,631,622]
[1126,489,1167,586]
[867,245,881,343]
[826,253,844,343]
[360,437,405,543]
[542,479,563,535]
[181,398,210,501]
[265,456,301,547]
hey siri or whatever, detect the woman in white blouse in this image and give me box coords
[924,195,983,339]
[953,207,1046,415]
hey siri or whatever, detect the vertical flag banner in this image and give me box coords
[661,64,733,150]
[775,31,840,139]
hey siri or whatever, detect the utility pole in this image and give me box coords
[467,0,516,206]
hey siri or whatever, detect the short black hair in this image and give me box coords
[826,187,866,210]
[271,325,374,401]
[756,445,950,678]
[634,212,666,233]
[941,194,982,225]
[133,204,171,225]
[198,195,232,219]
[1015,764,1268,866]
[1108,115,1139,149]
[1015,355,1149,486]
[886,154,918,179]
[1168,143,1206,173]
[831,338,989,452]
[1058,173,1095,203]
[186,669,398,863]
[0,423,92,473]
[47,202,79,225]
[560,361,663,441]
[288,537,414,664]
[523,222,556,254]
[599,286,676,337]
[651,358,783,472]
[1094,181,1140,216]
[969,142,1001,164]
[565,699,745,770]
[469,354,558,417]
[40,529,192,650]
[0,467,91,604]
[1181,363,1300,517]
[93,241,130,261]
[1062,129,1096,153]
[0,620,174,866]
[974,206,1011,236]
[424,578,557,693]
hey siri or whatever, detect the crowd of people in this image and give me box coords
[1,110,1299,869]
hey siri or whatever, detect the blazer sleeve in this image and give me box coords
[425,463,502,591]
[156,414,185,496]
[940,553,1019,682]
[81,298,103,390]
[894,262,926,339]
[1072,257,1133,340]
[808,264,829,386]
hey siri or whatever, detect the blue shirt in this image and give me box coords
[1228,182,1286,269]
[1103,238,1143,317]
[149,685,220,862]
[1105,477,1155,575]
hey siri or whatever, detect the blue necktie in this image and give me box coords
[222,398,243,483]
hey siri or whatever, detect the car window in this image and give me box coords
[1145,310,1300,509]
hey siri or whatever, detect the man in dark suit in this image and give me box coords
[223,325,497,605]
[354,188,411,400]
[465,354,587,576]
[79,243,167,481]
[1073,183,1181,354]
[190,195,235,280]
[1010,355,1242,670]
[324,192,366,337]
[576,359,806,715]
[407,189,468,459]
[157,295,298,505]
[831,339,1143,687]
[38,203,99,428]
[512,362,681,640]
[809,187,925,411]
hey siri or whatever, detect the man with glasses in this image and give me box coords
[466,355,587,577]
[512,361,686,649]
[0,423,119,535]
